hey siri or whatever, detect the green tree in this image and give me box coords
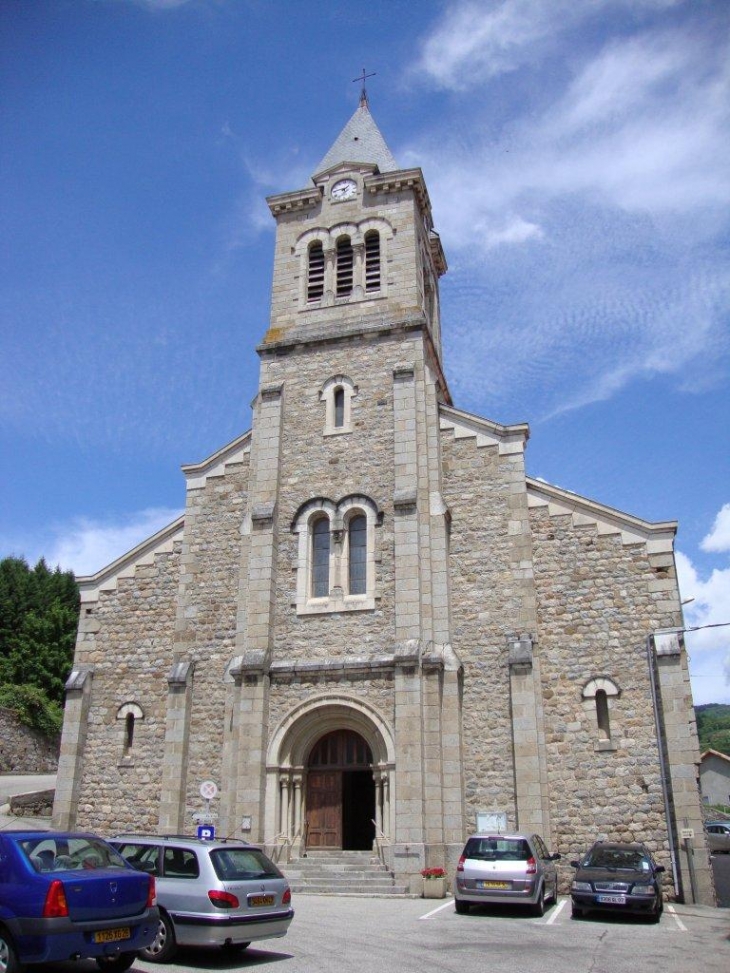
[0,556,78,734]
[695,703,730,757]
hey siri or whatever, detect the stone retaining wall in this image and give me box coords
[0,707,59,774]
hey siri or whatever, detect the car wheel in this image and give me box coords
[95,953,136,973]
[532,883,545,917]
[454,898,470,915]
[0,928,21,973]
[571,903,584,920]
[140,912,177,963]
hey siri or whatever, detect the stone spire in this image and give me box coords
[313,100,398,178]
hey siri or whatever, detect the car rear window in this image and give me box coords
[21,836,128,873]
[464,837,531,861]
[210,847,283,881]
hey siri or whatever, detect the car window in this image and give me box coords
[210,848,283,881]
[163,847,199,879]
[463,838,531,861]
[584,847,651,871]
[21,836,128,872]
[115,842,161,876]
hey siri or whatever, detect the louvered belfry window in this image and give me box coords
[364,230,381,291]
[336,236,354,296]
[307,241,325,301]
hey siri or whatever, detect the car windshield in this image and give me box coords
[210,847,283,881]
[584,848,651,871]
[464,838,531,861]
[21,836,128,873]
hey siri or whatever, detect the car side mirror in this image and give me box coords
[570,860,579,868]
[655,865,665,874]
[551,853,561,861]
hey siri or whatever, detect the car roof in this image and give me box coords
[0,830,103,840]
[111,833,261,849]
[588,841,648,852]
[705,820,730,827]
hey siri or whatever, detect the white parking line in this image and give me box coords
[419,898,455,920]
[545,898,567,924]
[666,904,687,931]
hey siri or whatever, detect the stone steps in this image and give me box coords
[280,849,410,896]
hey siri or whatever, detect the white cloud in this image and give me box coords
[701,503,730,553]
[1,508,183,578]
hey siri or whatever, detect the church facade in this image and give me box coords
[54,98,712,902]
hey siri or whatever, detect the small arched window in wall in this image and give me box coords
[336,236,354,296]
[311,517,331,598]
[320,374,357,435]
[307,241,325,301]
[116,702,144,764]
[582,678,620,751]
[364,230,381,292]
[348,514,367,595]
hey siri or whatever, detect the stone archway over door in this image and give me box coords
[306,729,375,851]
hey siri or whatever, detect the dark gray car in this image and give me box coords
[111,834,293,962]
[570,841,664,921]
[453,833,560,916]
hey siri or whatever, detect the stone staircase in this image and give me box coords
[281,849,410,896]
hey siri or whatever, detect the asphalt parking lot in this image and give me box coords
[91,893,730,973]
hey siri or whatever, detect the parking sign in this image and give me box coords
[197,824,215,840]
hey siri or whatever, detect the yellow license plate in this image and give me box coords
[248,894,275,907]
[478,881,509,889]
[94,927,131,944]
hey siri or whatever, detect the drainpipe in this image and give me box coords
[646,634,681,899]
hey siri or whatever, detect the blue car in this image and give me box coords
[0,830,159,973]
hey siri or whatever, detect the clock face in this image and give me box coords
[331,179,357,201]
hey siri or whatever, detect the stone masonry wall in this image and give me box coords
[441,432,526,829]
[73,543,181,834]
[531,508,673,868]
[264,333,418,663]
[0,708,59,774]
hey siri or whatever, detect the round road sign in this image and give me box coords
[199,780,218,801]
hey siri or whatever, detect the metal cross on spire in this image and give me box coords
[353,67,376,107]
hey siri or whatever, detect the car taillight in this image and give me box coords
[209,889,240,909]
[146,875,157,907]
[282,888,292,905]
[526,857,537,875]
[457,855,466,873]
[42,880,69,918]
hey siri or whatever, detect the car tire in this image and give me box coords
[140,911,177,963]
[454,898,470,915]
[532,884,545,917]
[0,927,21,973]
[571,903,584,920]
[95,953,136,973]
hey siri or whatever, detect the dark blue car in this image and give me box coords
[0,830,159,973]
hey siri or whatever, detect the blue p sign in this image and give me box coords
[197,825,215,840]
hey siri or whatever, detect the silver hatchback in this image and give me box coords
[111,834,293,961]
[454,833,561,916]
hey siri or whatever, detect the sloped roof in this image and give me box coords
[313,100,398,177]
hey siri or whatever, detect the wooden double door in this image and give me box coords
[306,729,375,851]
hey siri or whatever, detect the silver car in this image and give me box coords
[454,833,560,916]
[705,821,730,854]
[111,834,293,961]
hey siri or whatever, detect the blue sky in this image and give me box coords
[1,0,728,704]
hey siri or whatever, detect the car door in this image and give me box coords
[534,835,556,892]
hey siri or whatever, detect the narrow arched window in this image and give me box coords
[336,236,353,296]
[596,690,611,740]
[125,713,135,753]
[312,517,330,598]
[365,230,381,291]
[307,242,325,301]
[334,387,345,428]
[348,515,367,595]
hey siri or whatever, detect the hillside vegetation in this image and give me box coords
[696,703,730,757]
[0,556,78,736]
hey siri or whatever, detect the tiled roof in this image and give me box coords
[314,102,398,176]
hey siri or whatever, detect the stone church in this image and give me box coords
[54,95,712,902]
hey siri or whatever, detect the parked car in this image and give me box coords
[0,830,158,973]
[705,821,730,854]
[453,832,561,916]
[570,841,664,921]
[110,834,293,962]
